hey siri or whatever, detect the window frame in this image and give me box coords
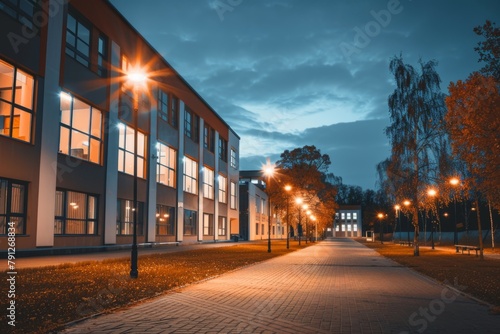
[218,216,227,236]
[0,177,27,235]
[183,209,197,236]
[65,11,92,68]
[203,213,214,236]
[0,58,35,143]
[59,92,103,164]
[156,204,175,236]
[118,122,147,178]
[183,156,198,194]
[203,167,214,200]
[156,142,176,188]
[218,138,228,162]
[230,148,237,169]
[116,199,144,236]
[203,123,215,152]
[54,189,98,235]
[230,181,237,210]
[218,174,227,204]
[0,0,43,32]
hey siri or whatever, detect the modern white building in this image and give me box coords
[333,205,362,237]
[0,0,239,253]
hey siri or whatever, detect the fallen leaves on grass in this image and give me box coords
[0,241,308,334]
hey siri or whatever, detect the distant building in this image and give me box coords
[333,205,362,237]
[239,171,284,241]
[0,0,239,253]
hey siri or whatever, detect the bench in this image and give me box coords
[399,241,413,246]
[455,245,480,256]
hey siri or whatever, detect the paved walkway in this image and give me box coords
[61,238,499,333]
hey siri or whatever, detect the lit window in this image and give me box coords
[156,142,176,188]
[54,190,97,235]
[347,212,351,220]
[203,213,214,236]
[183,156,198,194]
[156,204,175,235]
[0,178,27,235]
[65,12,91,67]
[218,216,227,236]
[203,167,214,200]
[118,122,147,178]
[116,199,144,235]
[218,175,227,204]
[230,181,237,209]
[353,212,358,220]
[0,59,34,143]
[59,92,102,164]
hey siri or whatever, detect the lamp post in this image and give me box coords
[311,215,317,242]
[377,213,384,244]
[126,68,148,279]
[304,205,310,244]
[394,205,400,242]
[263,161,275,253]
[427,188,437,250]
[296,197,303,245]
[403,200,411,242]
[450,177,460,245]
[284,185,292,249]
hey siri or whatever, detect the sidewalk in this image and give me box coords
[61,238,498,333]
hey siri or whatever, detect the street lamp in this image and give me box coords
[427,188,437,250]
[394,205,400,242]
[304,207,310,244]
[377,213,385,244]
[449,177,460,245]
[296,197,303,245]
[310,215,317,242]
[126,67,148,279]
[262,161,275,253]
[284,185,292,249]
[403,200,411,242]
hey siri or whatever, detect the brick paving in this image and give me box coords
[61,238,499,333]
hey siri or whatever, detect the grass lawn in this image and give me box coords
[0,241,310,334]
[359,239,500,313]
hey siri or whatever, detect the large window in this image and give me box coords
[203,213,213,236]
[156,142,176,188]
[255,195,261,213]
[59,92,102,164]
[230,181,237,209]
[183,156,198,194]
[65,12,91,67]
[0,0,42,31]
[203,167,214,200]
[218,216,226,236]
[170,96,178,128]
[54,190,97,235]
[219,138,228,162]
[203,124,215,152]
[218,174,227,204]
[118,123,146,178]
[156,204,175,235]
[0,178,26,235]
[0,59,34,143]
[183,209,197,236]
[230,148,237,169]
[116,199,144,235]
